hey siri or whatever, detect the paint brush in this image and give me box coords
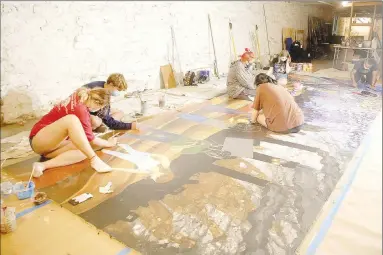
[25,166,35,189]
[110,132,121,138]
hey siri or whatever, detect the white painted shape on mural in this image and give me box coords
[102,148,159,171]
[268,131,331,153]
[242,158,295,186]
[255,142,323,171]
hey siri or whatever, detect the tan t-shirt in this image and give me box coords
[253,83,304,132]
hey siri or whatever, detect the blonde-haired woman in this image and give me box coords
[29,88,118,177]
[267,50,292,86]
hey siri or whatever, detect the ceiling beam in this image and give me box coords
[352,2,382,7]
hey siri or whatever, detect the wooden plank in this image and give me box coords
[352,2,382,7]
[348,2,354,37]
[351,23,373,26]
[160,64,177,89]
[282,28,296,50]
[370,4,377,40]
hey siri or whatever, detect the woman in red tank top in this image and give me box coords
[29,88,136,177]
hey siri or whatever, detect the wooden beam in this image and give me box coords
[352,2,382,7]
[348,2,354,37]
[351,23,373,26]
[370,4,377,40]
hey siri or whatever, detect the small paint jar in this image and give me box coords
[158,94,166,108]
[140,101,148,114]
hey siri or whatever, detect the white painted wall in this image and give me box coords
[1,1,332,124]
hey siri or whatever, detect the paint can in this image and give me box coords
[140,101,148,114]
[290,63,297,71]
[303,63,308,72]
[1,206,16,233]
[158,93,166,108]
[1,182,13,198]
[296,63,303,72]
[308,63,313,72]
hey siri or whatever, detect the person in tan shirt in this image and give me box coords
[251,73,304,133]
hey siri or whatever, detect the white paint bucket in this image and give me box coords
[140,101,148,114]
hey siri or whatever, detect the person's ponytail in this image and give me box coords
[77,88,90,103]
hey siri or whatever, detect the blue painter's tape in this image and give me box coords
[305,124,373,255]
[203,105,243,114]
[178,113,207,122]
[116,247,131,255]
[15,200,52,219]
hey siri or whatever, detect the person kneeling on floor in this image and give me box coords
[250,73,304,134]
[227,48,256,100]
[351,58,379,89]
[29,88,137,178]
[83,73,137,132]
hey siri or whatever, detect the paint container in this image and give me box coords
[296,63,303,72]
[303,63,308,72]
[1,182,13,198]
[1,207,16,233]
[158,93,166,108]
[308,63,313,72]
[290,63,297,71]
[13,181,35,200]
[140,101,148,115]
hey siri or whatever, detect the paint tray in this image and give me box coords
[13,181,35,200]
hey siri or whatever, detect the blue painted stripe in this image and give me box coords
[178,113,207,122]
[115,247,131,255]
[15,200,52,219]
[203,105,243,114]
[305,124,373,255]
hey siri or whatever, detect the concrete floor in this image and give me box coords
[1,60,382,254]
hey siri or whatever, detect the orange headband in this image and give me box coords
[241,48,254,58]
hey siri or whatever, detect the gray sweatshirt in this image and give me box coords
[226,60,256,98]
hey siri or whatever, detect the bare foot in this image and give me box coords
[90,156,112,173]
[32,162,46,178]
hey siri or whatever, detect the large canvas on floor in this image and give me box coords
[4,75,382,255]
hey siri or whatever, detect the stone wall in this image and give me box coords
[1,1,332,123]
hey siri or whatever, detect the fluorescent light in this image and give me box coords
[342,1,349,7]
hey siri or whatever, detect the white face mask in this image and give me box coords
[89,108,100,113]
[111,90,120,97]
[280,57,287,62]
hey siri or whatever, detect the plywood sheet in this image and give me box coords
[160,64,177,89]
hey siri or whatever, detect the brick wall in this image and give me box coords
[1,1,332,123]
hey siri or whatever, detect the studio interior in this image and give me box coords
[1,1,382,255]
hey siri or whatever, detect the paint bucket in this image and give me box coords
[1,182,13,198]
[296,63,303,72]
[308,63,313,72]
[303,63,308,72]
[158,93,166,108]
[1,207,16,233]
[290,63,297,71]
[13,181,35,200]
[140,101,148,114]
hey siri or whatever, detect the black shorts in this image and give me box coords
[354,71,372,84]
[277,124,303,134]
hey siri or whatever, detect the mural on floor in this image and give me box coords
[4,75,382,255]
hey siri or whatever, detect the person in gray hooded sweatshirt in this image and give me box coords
[226,48,256,100]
